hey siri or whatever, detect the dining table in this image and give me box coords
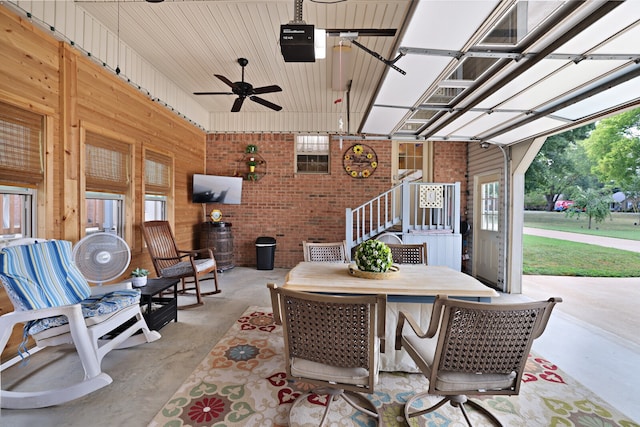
[284,261,500,372]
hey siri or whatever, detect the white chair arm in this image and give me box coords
[0,304,83,324]
[89,282,133,296]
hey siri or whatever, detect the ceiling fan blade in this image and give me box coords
[215,74,236,88]
[231,96,245,112]
[252,85,282,95]
[193,91,234,95]
[250,96,282,111]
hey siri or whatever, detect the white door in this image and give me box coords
[474,174,500,287]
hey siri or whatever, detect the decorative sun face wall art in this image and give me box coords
[343,144,378,179]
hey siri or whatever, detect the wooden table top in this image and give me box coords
[284,262,499,298]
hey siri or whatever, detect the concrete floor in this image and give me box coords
[1,263,639,425]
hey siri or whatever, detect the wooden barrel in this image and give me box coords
[200,222,234,271]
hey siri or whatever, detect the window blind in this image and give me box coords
[85,131,130,193]
[0,102,44,185]
[145,150,171,195]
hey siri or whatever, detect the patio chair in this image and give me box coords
[268,283,386,426]
[302,240,350,262]
[395,295,561,426]
[142,221,220,309]
[387,243,427,264]
[0,238,161,409]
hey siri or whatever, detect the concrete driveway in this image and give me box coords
[522,227,640,346]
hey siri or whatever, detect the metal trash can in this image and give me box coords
[255,236,276,270]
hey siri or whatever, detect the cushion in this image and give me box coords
[0,240,91,310]
[27,289,141,335]
[290,336,380,387]
[291,357,371,386]
[160,258,215,277]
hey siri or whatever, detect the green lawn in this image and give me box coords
[523,211,640,277]
[524,211,640,240]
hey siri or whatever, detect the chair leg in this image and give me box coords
[464,398,504,427]
[290,389,379,427]
[176,277,205,309]
[341,391,380,419]
[404,391,450,420]
[200,269,221,295]
[175,272,220,309]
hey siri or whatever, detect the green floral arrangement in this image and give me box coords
[354,239,393,273]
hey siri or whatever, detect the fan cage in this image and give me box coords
[72,233,131,284]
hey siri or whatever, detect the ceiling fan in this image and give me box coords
[194,57,282,112]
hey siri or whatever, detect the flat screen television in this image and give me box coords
[192,174,243,204]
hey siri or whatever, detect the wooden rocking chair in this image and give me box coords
[142,221,221,309]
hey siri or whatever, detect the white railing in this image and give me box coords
[346,181,460,253]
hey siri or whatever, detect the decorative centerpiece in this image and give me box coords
[349,239,398,279]
[131,267,150,287]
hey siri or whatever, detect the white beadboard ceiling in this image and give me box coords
[12,0,640,144]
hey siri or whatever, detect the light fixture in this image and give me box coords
[332,44,352,91]
[115,0,120,75]
[480,141,490,149]
[146,0,164,3]
[314,28,326,59]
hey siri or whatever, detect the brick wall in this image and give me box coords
[433,141,468,214]
[204,134,467,268]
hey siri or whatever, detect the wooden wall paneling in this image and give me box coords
[0,9,59,110]
[0,6,208,360]
[61,42,81,241]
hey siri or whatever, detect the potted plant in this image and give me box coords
[131,267,150,287]
[247,158,257,172]
[245,144,258,154]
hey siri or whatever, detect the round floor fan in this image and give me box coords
[72,233,131,285]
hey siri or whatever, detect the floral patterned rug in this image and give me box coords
[148,307,638,427]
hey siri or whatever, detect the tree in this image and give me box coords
[582,108,640,189]
[525,125,594,210]
[566,188,611,229]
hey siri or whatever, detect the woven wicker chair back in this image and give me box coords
[431,297,560,394]
[387,243,427,264]
[284,296,372,368]
[303,241,349,262]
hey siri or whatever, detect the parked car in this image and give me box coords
[554,200,574,211]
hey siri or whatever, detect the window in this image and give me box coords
[145,195,166,221]
[445,57,499,83]
[144,150,172,221]
[398,143,423,181]
[84,131,131,237]
[296,135,329,173]
[0,186,35,240]
[479,1,562,47]
[0,101,44,240]
[86,192,124,235]
[481,181,500,231]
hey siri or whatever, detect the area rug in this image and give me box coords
[148,306,638,427]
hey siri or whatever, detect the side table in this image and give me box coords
[138,277,179,331]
